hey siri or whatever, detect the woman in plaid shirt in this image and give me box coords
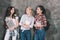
[34,5,47,40]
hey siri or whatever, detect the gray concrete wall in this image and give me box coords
[0,0,11,40]
[0,0,60,40]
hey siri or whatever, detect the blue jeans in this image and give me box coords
[34,29,45,40]
[20,30,31,40]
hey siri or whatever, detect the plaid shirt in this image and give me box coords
[34,14,47,28]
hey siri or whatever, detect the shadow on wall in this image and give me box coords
[45,8,57,40]
[0,0,11,40]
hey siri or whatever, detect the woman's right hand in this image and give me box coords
[34,24,41,29]
[34,24,37,27]
[23,23,30,29]
[34,24,38,29]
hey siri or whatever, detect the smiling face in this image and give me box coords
[10,8,15,15]
[36,7,42,15]
[26,7,32,16]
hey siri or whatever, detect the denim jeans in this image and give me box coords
[20,30,31,40]
[4,29,18,40]
[34,29,45,40]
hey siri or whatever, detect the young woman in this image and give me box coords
[19,7,34,40]
[4,6,19,40]
[34,5,47,40]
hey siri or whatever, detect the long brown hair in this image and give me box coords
[5,6,16,18]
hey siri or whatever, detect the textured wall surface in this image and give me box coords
[0,0,11,40]
[0,0,60,40]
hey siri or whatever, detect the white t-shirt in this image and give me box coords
[19,14,34,30]
[5,16,18,28]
